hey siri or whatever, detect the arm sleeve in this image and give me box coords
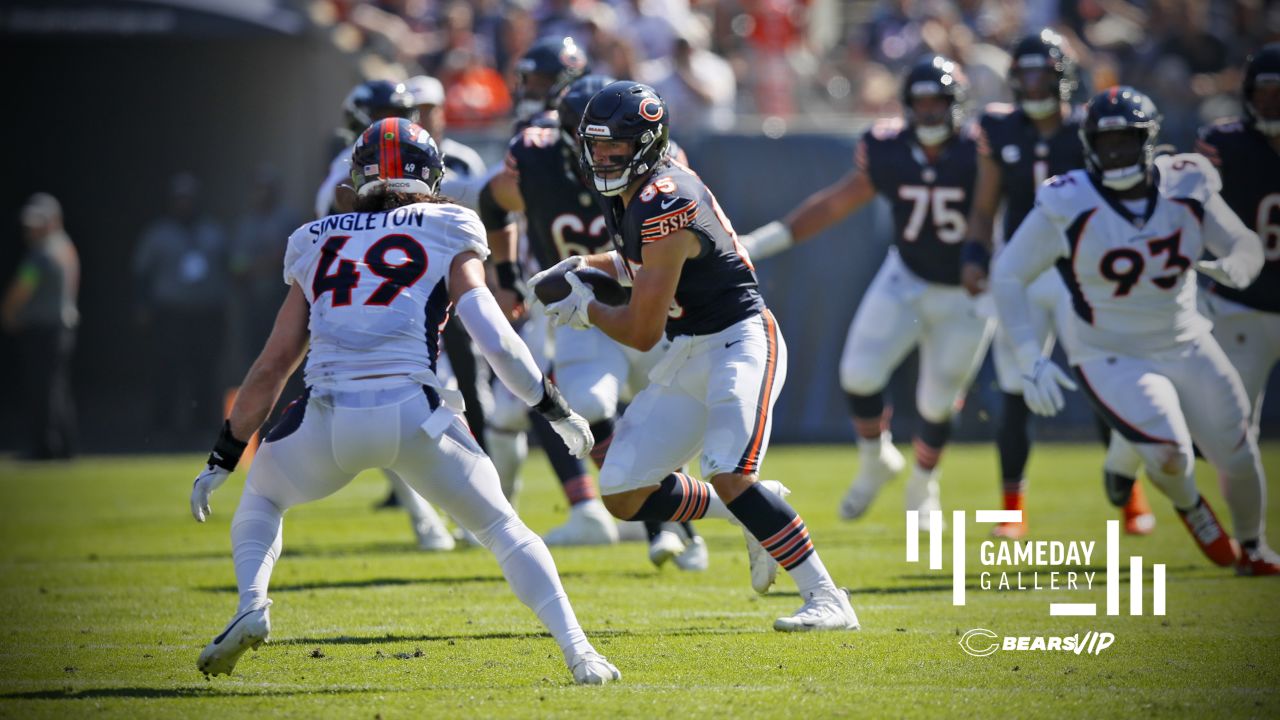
[992,206,1069,361]
[455,287,545,406]
[1202,192,1264,285]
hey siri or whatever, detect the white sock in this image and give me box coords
[1103,432,1143,478]
[856,432,888,458]
[476,513,592,661]
[786,552,838,597]
[1217,436,1266,542]
[231,491,284,614]
[485,430,527,501]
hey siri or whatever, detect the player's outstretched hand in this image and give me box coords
[1021,357,1077,417]
[191,465,231,522]
[1195,258,1252,290]
[545,272,595,329]
[529,255,585,296]
[550,410,595,459]
[960,262,989,296]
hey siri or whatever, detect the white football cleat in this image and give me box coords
[544,499,620,546]
[840,439,905,520]
[674,535,709,572]
[414,518,457,551]
[569,650,621,685]
[741,480,790,594]
[774,587,860,632]
[648,529,685,568]
[198,601,272,676]
[904,467,944,532]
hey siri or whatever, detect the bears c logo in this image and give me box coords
[638,98,664,122]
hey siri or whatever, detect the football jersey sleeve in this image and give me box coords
[282,223,319,287]
[631,177,701,245]
[993,206,1069,353]
[1031,171,1090,226]
[1156,153,1222,201]
[437,204,492,261]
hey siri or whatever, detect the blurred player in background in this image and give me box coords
[742,56,990,532]
[960,29,1154,539]
[190,118,621,683]
[992,87,1279,576]
[1195,44,1280,462]
[536,81,859,630]
[483,73,707,569]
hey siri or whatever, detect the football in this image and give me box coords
[532,265,629,307]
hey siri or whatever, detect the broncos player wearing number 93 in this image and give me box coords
[532,80,860,631]
[188,117,623,684]
[992,87,1280,576]
[740,55,991,533]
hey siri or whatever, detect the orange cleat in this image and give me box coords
[1236,543,1280,576]
[1177,498,1241,567]
[991,490,1027,540]
[1123,482,1156,535]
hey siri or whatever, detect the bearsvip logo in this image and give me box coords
[959,628,1116,657]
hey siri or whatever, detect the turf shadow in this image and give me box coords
[0,686,341,700]
[199,572,586,594]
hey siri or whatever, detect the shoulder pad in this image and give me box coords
[867,117,906,142]
[1033,170,1094,223]
[1155,153,1222,199]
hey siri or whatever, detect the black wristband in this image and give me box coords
[960,240,991,270]
[495,261,524,291]
[532,377,571,422]
[207,420,248,472]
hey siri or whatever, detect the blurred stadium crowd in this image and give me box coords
[318,0,1280,145]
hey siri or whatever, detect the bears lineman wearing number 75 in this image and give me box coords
[992,87,1279,575]
[741,56,992,531]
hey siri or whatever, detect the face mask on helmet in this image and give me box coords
[909,92,954,146]
[581,132,661,196]
[1087,129,1149,190]
[1249,77,1280,136]
[1013,65,1059,119]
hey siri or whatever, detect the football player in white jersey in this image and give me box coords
[189,118,622,683]
[993,87,1279,575]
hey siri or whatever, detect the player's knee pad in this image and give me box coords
[473,512,540,563]
[839,355,890,396]
[1137,443,1191,483]
[557,372,620,425]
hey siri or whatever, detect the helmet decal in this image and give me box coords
[639,98,664,122]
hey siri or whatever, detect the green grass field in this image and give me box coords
[1,443,1277,719]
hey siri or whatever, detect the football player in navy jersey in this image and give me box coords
[1196,43,1280,457]
[533,81,860,630]
[741,56,991,532]
[482,74,709,567]
[961,29,1154,539]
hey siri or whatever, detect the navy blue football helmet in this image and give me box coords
[1244,43,1280,136]
[1009,29,1078,118]
[350,118,445,196]
[901,55,967,145]
[1080,87,1161,191]
[343,80,417,137]
[577,81,670,196]
[515,36,588,120]
[557,74,617,148]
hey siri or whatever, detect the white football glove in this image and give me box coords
[528,255,586,294]
[191,465,231,522]
[1195,258,1254,290]
[545,271,595,329]
[1018,353,1078,417]
[549,410,595,459]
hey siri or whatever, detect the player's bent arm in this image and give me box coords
[991,207,1067,361]
[1197,193,1264,289]
[588,230,699,351]
[965,154,1003,253]
[450,251,544,404]
[784,168,877,245]
[227,284,311,441]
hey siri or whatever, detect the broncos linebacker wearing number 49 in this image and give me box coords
[188,117,622,683]
[533,80,860,630]
[992,87,1279,576]
[741,55,990,531]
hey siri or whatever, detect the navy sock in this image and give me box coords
[998,392,1031,491]
[726,484,815,571]
[628,473,714,523]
